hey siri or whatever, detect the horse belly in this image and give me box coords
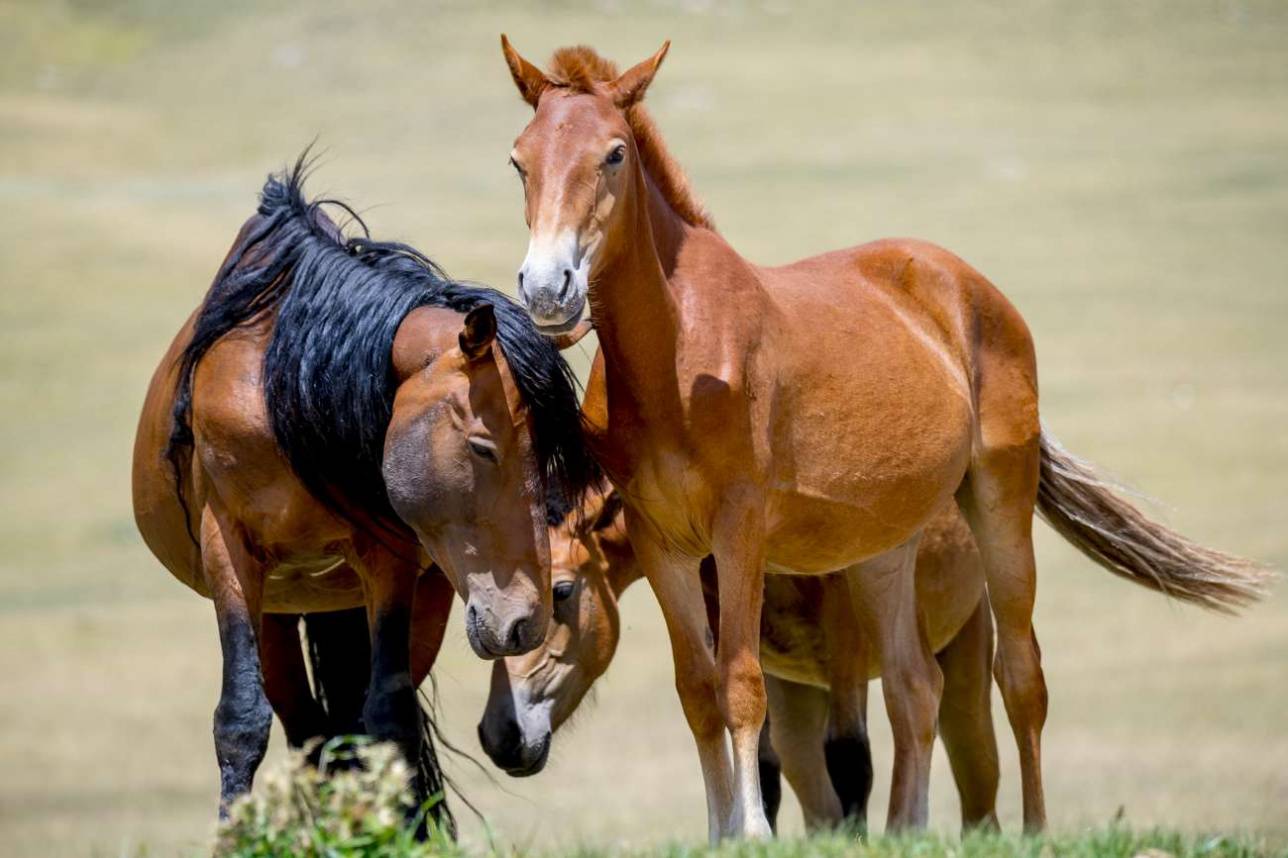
[758,575,831,686]
[764,432,970,574]
[263,558,365,613]
[764,310,974,571]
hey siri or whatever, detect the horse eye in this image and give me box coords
[468,438,498,463]
[553,581,576,602]
[605,145,626,167]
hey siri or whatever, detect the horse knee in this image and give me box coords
[992,640,1048,737]
[719,650,767,730]
[886,659,943,751]
[675,670,724,739]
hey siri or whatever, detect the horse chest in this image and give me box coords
[623,449,712,555]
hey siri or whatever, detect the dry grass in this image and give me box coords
[1,1,1286,856]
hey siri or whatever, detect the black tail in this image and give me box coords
[302,608,455,838]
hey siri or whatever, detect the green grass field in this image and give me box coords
[1,1,1286,856]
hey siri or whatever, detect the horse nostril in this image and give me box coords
[506,617,528,653]
[557,269,573,302]
[517,270,528,302]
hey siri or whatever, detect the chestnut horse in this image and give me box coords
[498,41,1269,837]
[479,487,1001,833]
[131,161,596,818]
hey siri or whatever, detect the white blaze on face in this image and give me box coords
[509,678,555,745]
[517,227,588,329]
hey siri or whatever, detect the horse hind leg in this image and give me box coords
[201,504,273,816]
[935,596,1001,831]
[765,675,843,832]
[955,396,1048,832]
[259,613,328,755]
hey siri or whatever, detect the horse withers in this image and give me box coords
[131,158,596,818]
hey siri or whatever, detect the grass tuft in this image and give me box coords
[215,738,457,858]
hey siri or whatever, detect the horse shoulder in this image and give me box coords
[190,323,346,558]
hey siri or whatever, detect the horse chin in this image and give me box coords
[533,301,586,336]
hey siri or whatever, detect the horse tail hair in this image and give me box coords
[303,608,370,736]
[302,608,456,838]
[1036,430,1274,614]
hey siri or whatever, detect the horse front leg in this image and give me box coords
[353,546,422,778]
[410,565,455,687]
[200,504,273,817]
[820,573,874,828]
[765,675,843,832]
[710,497,773,839]
[629,518,733,845]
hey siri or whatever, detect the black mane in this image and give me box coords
[168,154,597,537]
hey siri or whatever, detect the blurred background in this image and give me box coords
[1,1,1286,855]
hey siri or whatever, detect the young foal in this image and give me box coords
[498,41,1270,837]
[479,488,1002,832]
[132,161,595,816]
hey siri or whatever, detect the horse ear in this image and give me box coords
[459,304,497,361]
[501,34,551,108]
[610,40,670,109]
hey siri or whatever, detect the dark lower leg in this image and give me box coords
[213,609,273,813]
[202,506,271,817]
[821,580,873,828]
[757,715,782,833]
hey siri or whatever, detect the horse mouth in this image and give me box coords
[535,316,582,336]
[533,302,585,336]
[503,732,551,778]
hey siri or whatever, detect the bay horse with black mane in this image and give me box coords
[497,40,1270,839]
[131,157,596,821]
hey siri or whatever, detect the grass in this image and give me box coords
[1,1,1286,856]
[216,745,1281,858]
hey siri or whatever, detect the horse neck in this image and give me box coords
[605,538,646,599]
[590,166,699,419]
